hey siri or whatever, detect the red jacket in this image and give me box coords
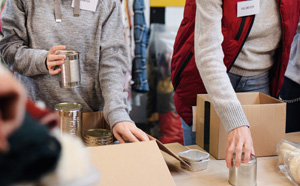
[171,0,300,125]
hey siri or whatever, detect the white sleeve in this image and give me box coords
[194,0,249,133]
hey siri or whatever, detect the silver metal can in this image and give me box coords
[83,129,113,146]
[54,103,82,138]
[229,153,257,186]
[58,50,81,88]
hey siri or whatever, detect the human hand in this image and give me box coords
[46,45,66,75]
[0,69,26,152]
[112,122,149,143]
[226,126,255,168]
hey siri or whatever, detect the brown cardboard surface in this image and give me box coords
[163,143,293,186]
[196,92,286,159]
[88,140,176,186]
[148,135,191,168]
[285,132,300,143]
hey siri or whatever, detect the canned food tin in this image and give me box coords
[55,103,82,137]
[58,50,80,88]
[178,149,210,172]
[84,129,113,146]
[229,153,257,186]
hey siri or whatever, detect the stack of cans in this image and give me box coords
[55,103,82,138]
[84,129,113,146]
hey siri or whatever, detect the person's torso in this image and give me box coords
[231,0,281,76]
[171,0,300,124]
[18,0,108,112]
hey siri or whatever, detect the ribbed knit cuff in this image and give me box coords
[35,50,49,74]
[217,103,250,133]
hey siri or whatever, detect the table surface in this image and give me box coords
[89,132,300,186]
[163,143,293,186]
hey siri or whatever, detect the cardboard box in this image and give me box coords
[88,136,190,186]
[196,92,286,159]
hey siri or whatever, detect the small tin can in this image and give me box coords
[229,153,257,186]
[58,50,81,88]
[178,149,210,172]
[55,103,82,138]
[84,129,113,146]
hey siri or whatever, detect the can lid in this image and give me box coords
[57,50,79,56]
[232,152,256,164]
[84,129,113,139]
[178,149,210,162]
[54,103,82,111]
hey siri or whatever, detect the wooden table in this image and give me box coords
[89,132,300,186]
[163,143,293,186]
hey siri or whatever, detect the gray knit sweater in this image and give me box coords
[0,0,133,128]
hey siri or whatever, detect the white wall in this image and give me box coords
[165,7,184,28]
[144,0,184,29]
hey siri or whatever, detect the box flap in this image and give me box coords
[148,135,191,168]
[88,140,176,186]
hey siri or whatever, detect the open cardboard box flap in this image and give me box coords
[148,135,191,168]
[88,139,177,186]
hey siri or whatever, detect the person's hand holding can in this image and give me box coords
[46,45,66,75]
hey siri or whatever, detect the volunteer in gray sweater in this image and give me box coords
[0,0,149,143]
[280,21,300,133]
[195,0,282,167]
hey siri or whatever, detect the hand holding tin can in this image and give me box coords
[46,45,66,75]
[46,46,81,88]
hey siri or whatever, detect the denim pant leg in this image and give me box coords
[228,71,270,94]
[181,118,196,146]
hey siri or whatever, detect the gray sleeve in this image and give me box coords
[0,0,49,76]
[194,0,249,133]
[99,0,133,128]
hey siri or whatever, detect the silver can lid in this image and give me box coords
[178,149,210,162]
[54,103,82,112]
[57,50,79,56]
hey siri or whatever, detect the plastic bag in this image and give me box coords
[277,140,300,185]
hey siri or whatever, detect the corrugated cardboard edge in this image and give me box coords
[148,135,192,168]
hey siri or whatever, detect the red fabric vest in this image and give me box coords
[171,0,300,125]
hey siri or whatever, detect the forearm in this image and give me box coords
[100,0,133,128]
[195,0,249,133]
[1,44,49,76]
[0,0,49,76]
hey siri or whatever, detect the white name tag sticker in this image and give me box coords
[72,0,99,12]
[237,0,260,17]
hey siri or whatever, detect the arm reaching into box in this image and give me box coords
[194,0,254,168]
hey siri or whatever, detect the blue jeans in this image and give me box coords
[181,118,196,146]
[181,71,270,146]
[228,71,270,95]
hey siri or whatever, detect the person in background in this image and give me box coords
[0,0,149,143]
[171,0,300,168]
[280,20,300,133]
